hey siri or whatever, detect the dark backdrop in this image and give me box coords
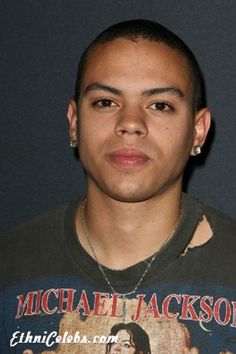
[1,0,236,234]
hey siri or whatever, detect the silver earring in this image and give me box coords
[193,145,201,155]
[70,140,77,148]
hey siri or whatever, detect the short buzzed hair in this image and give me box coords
[74,19,206,112]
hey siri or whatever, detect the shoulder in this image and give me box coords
[0,200,78,251]
[200,199,236,237]
[185,193,236,237]
[203,203,236,233]
[0,200,80,288]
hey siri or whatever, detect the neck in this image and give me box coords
[76,186,182,270]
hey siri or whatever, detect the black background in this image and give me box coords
[1,0,236,234]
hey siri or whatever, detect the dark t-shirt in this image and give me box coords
[0,194,236,353]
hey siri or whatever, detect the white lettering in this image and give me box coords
[45,331,57,347]
[10,331,20,347]
[10,330,118,347]
[80,335,88,343]
[73,331,81,343]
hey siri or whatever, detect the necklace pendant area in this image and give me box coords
[122,295,127,322]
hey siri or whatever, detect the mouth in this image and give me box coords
[108,148,150,168]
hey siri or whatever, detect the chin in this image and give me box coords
[106,187,155,204]
[102,177,180,203]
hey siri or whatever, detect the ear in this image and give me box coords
[67,99,78,142]
[191,108,211,156]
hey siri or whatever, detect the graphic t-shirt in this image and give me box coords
[0,194,236,354]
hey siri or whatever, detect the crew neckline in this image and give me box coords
[64,193,203,291]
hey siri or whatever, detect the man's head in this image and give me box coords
[67,19,211,203]
[74,19,205,112]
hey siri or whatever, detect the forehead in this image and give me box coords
[82,38,192,96]
[116,329,132,341]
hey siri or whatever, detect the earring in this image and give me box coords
[193,145,201,155]
[70,139,77,148]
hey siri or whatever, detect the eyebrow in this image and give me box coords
[84,82,122,96]
[83,82,185,100]
[143,87,184,98]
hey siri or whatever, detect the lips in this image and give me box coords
[108,148,150,168]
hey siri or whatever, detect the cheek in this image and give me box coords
[78,113,110,150]
[162,119,194,153]
[78,103,115,136]
[147,121,194,171]
[77,117,112,170]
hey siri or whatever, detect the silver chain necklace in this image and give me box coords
[80,197,181,321]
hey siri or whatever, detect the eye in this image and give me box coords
[123,343,132,348]
[149,101,173,112]
[92,99,117,108]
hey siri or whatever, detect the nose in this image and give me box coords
[114,105,148,138]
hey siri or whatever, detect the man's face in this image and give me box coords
[70,38,208,202]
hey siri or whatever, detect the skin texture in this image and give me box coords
[67,38,211,269]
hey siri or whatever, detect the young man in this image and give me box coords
[1,20,235,354]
